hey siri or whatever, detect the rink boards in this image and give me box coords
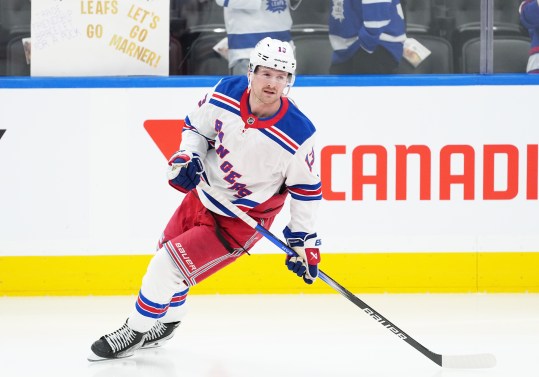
[1,252,538,295]
[0,75,538,295]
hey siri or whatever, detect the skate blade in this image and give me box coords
[87,350,135,362]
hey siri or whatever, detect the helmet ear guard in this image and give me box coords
[248,37,297,90]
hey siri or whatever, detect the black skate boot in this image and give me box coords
[88,321,145,361]
[141,321,181,349]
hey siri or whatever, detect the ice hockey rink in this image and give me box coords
[0,293,537,377]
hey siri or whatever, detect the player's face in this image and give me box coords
[250,67,289,104]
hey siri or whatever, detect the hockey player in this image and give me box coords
[88,37,322,361]
[215,0,295,75]
[520,0,539,73]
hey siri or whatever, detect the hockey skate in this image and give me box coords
[141,321,181,349]
[88,321,145,361]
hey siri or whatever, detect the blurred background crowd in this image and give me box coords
[0,0,535,76]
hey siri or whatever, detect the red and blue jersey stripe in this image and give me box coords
[232,197,260,212]
[259,126,300,154]
[209,92,241,116]
[288,183,322,201]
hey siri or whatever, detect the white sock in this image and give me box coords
[127,248,189,332]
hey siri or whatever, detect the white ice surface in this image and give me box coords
[0,293,537,377]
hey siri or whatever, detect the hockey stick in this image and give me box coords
[197,180,496,369]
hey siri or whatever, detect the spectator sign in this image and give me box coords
[31,0,169,76]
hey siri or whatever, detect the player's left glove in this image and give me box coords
[167,150,204,193]
[283,226,321,284]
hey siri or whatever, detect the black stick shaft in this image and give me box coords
[318,270,442,367]
[256,224,442,366]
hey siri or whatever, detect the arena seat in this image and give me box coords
[461,35,531,73]
[403,0,432,34]
[185,32,228,76]
[291,0,329,32]
[293,32,332,75]
[398,34,453,74]
[6,33,29,76]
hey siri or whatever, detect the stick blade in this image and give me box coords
[442,353,496,369]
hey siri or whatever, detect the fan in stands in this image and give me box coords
[520,0,539,73]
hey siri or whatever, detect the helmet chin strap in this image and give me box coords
[283,84,291,97]
[280,72,294,96]
[282,75,294,97]
[247,70,252,90]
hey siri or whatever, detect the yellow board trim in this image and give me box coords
[0,252,538,296]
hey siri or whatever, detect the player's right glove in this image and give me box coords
[167,150,204,193]
[283,226,321,284]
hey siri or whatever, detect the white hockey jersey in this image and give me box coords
[215,0,293,67]
[180,75,321,237]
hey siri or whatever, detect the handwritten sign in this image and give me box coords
[31,0,170,76]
